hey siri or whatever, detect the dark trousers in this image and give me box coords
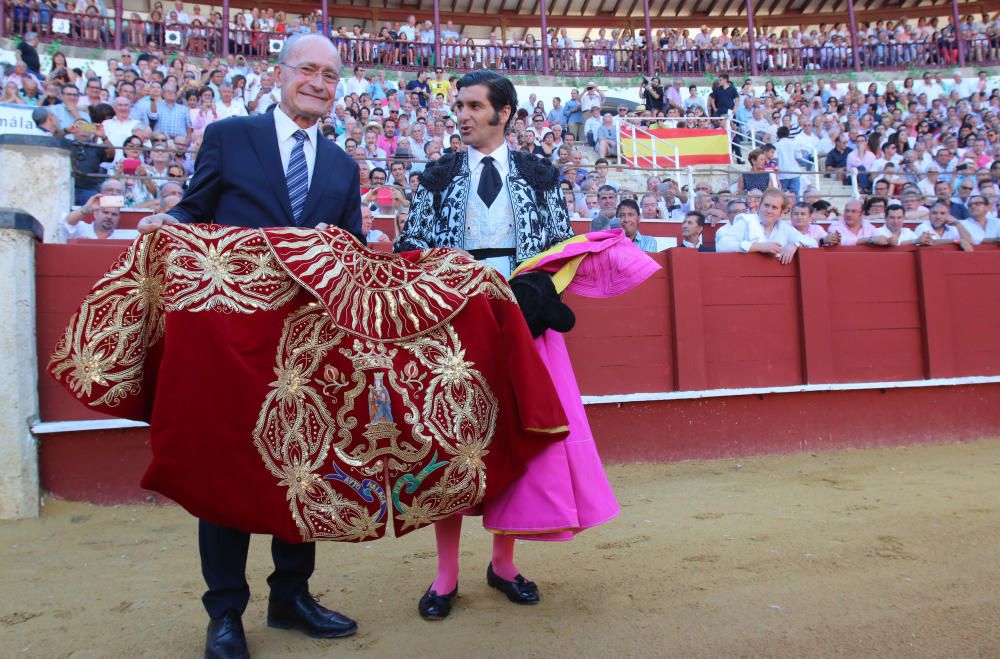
[199,519,315,619]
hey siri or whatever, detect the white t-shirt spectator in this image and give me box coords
[716,214,817,253]
[960,217,1000,244]
[913,221,961,241]
[102,117,139,148]
[580,90,603,113]
[215,99,248,120]
[683,95,707,114]
[61,213,138,241]
[345,75,369,98]
[875,225,918,244]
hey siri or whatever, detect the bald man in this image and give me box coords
[137,34,362,658]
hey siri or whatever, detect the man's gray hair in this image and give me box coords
[99,179,123,193]
[31,106,49,125]
[25,31,38,42]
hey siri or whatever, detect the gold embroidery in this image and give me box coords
[50,234,166,407]
[52,225,512,542]
[264,228,514,341]
[160,224,298,313]
[50,226,303,410]
[253,304,500,541]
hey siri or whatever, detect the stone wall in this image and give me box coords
[0,136,73,244]
[0,209,43,519]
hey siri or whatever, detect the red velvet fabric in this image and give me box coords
[50,225,568,543]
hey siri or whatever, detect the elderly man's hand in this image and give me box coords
[136,213,179,234]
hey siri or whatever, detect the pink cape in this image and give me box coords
[483,230,661,540]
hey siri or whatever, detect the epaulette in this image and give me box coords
[417,152,463,193]
[511,151,560,191]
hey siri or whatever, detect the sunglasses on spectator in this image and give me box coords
[152,138,168,144]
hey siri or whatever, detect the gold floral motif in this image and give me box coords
[160,224,298,313]
[264,228,514,341]
[254,303,499,541]
[254,303,381,542]
[51,226,308,411]
[50,233,166,408]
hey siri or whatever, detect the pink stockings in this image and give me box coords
[431,516,520,594]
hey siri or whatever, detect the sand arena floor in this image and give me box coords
[2,438,999,658]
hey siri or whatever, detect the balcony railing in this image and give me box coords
[5,7,1000,77]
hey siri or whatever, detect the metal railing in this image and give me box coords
[617,120,682,172]
[5,6,1000,77]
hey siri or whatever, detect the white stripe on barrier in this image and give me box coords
[32,375,1000,434]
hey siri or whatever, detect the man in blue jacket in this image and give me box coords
[138,33,362,659]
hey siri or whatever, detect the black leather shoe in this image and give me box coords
[205,610,250,659]
[266,593,357,639]
[486,563,541,604]
[418,584,458,620]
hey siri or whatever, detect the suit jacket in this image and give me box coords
[169,113,363,238]
[396,151,572,262]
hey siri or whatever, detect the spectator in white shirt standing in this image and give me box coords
[715,188,817,264]
[960,194,1000,244]
[872,203,918,246]
[579,82,604,114]
[774,126,803,196]
[102,96,140,150]
[345,66,369,98]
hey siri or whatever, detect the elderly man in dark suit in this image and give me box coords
[138,33,361,659]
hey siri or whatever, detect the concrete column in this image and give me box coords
[0,135,73,243]
[0,209,44,520]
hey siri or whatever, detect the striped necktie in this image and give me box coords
[286,129,309,224]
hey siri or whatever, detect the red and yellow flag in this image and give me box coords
[620,126,731,167]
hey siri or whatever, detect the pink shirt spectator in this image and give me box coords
[376,133,398,157]
[846,149,876,172]
[801,224,828,241]
[827,218,879,245]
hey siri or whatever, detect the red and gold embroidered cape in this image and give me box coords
[49,225,568,543]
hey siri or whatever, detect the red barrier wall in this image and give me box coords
[34,242,1000,502]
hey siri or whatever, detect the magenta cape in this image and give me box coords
[484,229,661,540]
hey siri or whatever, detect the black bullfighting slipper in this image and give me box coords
[418,584,459,620]
[205,610,250,659]
[266,593,358,638]
[486,563,541,604]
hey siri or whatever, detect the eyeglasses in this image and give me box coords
[152,138,168,144]
[284,63,339,85]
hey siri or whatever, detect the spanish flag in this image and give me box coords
[620,125,732,167]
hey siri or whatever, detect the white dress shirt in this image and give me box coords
[875,225,918,244]
[273,106,318,184]
[215,99,248,120]
[913,221,960,241]
[960,217,1000,244]
[715,214,817,253]
[465,142,516,262]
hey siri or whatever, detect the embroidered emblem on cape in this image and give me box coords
[254,303,498,541]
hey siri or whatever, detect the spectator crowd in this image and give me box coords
[2,20,999,251]
[6,3,1000,75]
